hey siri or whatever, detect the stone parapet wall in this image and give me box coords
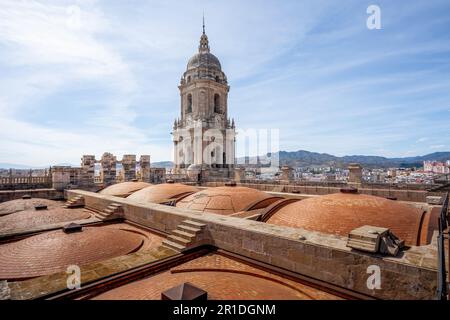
[0,177,51,191]
[67,189,440,300]
[0,155,163,195]
[203,181,440,202]
[0,188,64,203]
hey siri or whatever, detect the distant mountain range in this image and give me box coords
[0,163,36,169]
[151,151,450,169]
[0,163,77,169]
[271,150,450,169]
[151,161,174,168]
[2,151,449,170]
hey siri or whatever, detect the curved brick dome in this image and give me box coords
[0,207,91,233]
[95,270,309,300]
[0,226,144,280]
[0,198,61,216]
[99,181,152,197]
[266,192,428,246]
[127,183,198,204]
[176,186,275,215]
[93,254,336,300]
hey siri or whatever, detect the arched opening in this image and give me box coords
[187,76,191,83]
[94,163,103,183]
[187,94,192,113]
[115,163,123,182]
[214,94,220,113]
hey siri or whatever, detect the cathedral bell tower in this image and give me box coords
[172,19,235,180]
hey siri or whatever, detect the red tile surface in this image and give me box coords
[0,198,62,216]
[267,193,425,245]
[99,182,152,197]
[93,253,340,300]
[0,225,151,280]
[0,208,91,233]
[127,183,198,203]
[176,186,273,215]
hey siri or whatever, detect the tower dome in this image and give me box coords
[187,51,222,71]
[181,18,227,83]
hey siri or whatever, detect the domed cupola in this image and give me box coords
[187,30,222,71]
[183,19,226,83]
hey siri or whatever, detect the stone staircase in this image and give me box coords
[94,202,123,221]
[162,220,207,252]
[63,195,85,208]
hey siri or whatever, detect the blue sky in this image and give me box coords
[0,0,449,166]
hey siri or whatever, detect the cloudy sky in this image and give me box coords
[0,0,449,167]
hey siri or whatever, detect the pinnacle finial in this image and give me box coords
[202,12,205,35]
[198,13,210,53]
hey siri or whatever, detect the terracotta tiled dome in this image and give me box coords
[0,207,91,234]
[93,254,339,300]
[0,198,61,216]
[266,192,430,246]
[176,186,276,215]
[127,183,198,204]
[0,225,145,280]
[99,181,152,197]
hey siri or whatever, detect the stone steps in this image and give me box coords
[172,229,196,240]
[161,219,206,252]
[182,220,206,228]
[178,225,202,234]
[63,195,85,208]
[161,239,186,252]
[167,234,191,246]
[94,202,122,221]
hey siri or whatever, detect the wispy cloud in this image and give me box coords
[0,0,449,166]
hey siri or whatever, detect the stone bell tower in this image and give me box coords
[172,18,235,180]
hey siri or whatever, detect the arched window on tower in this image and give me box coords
[214,94,221,114]
[187,76,191,83]
[187,94,192,113]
